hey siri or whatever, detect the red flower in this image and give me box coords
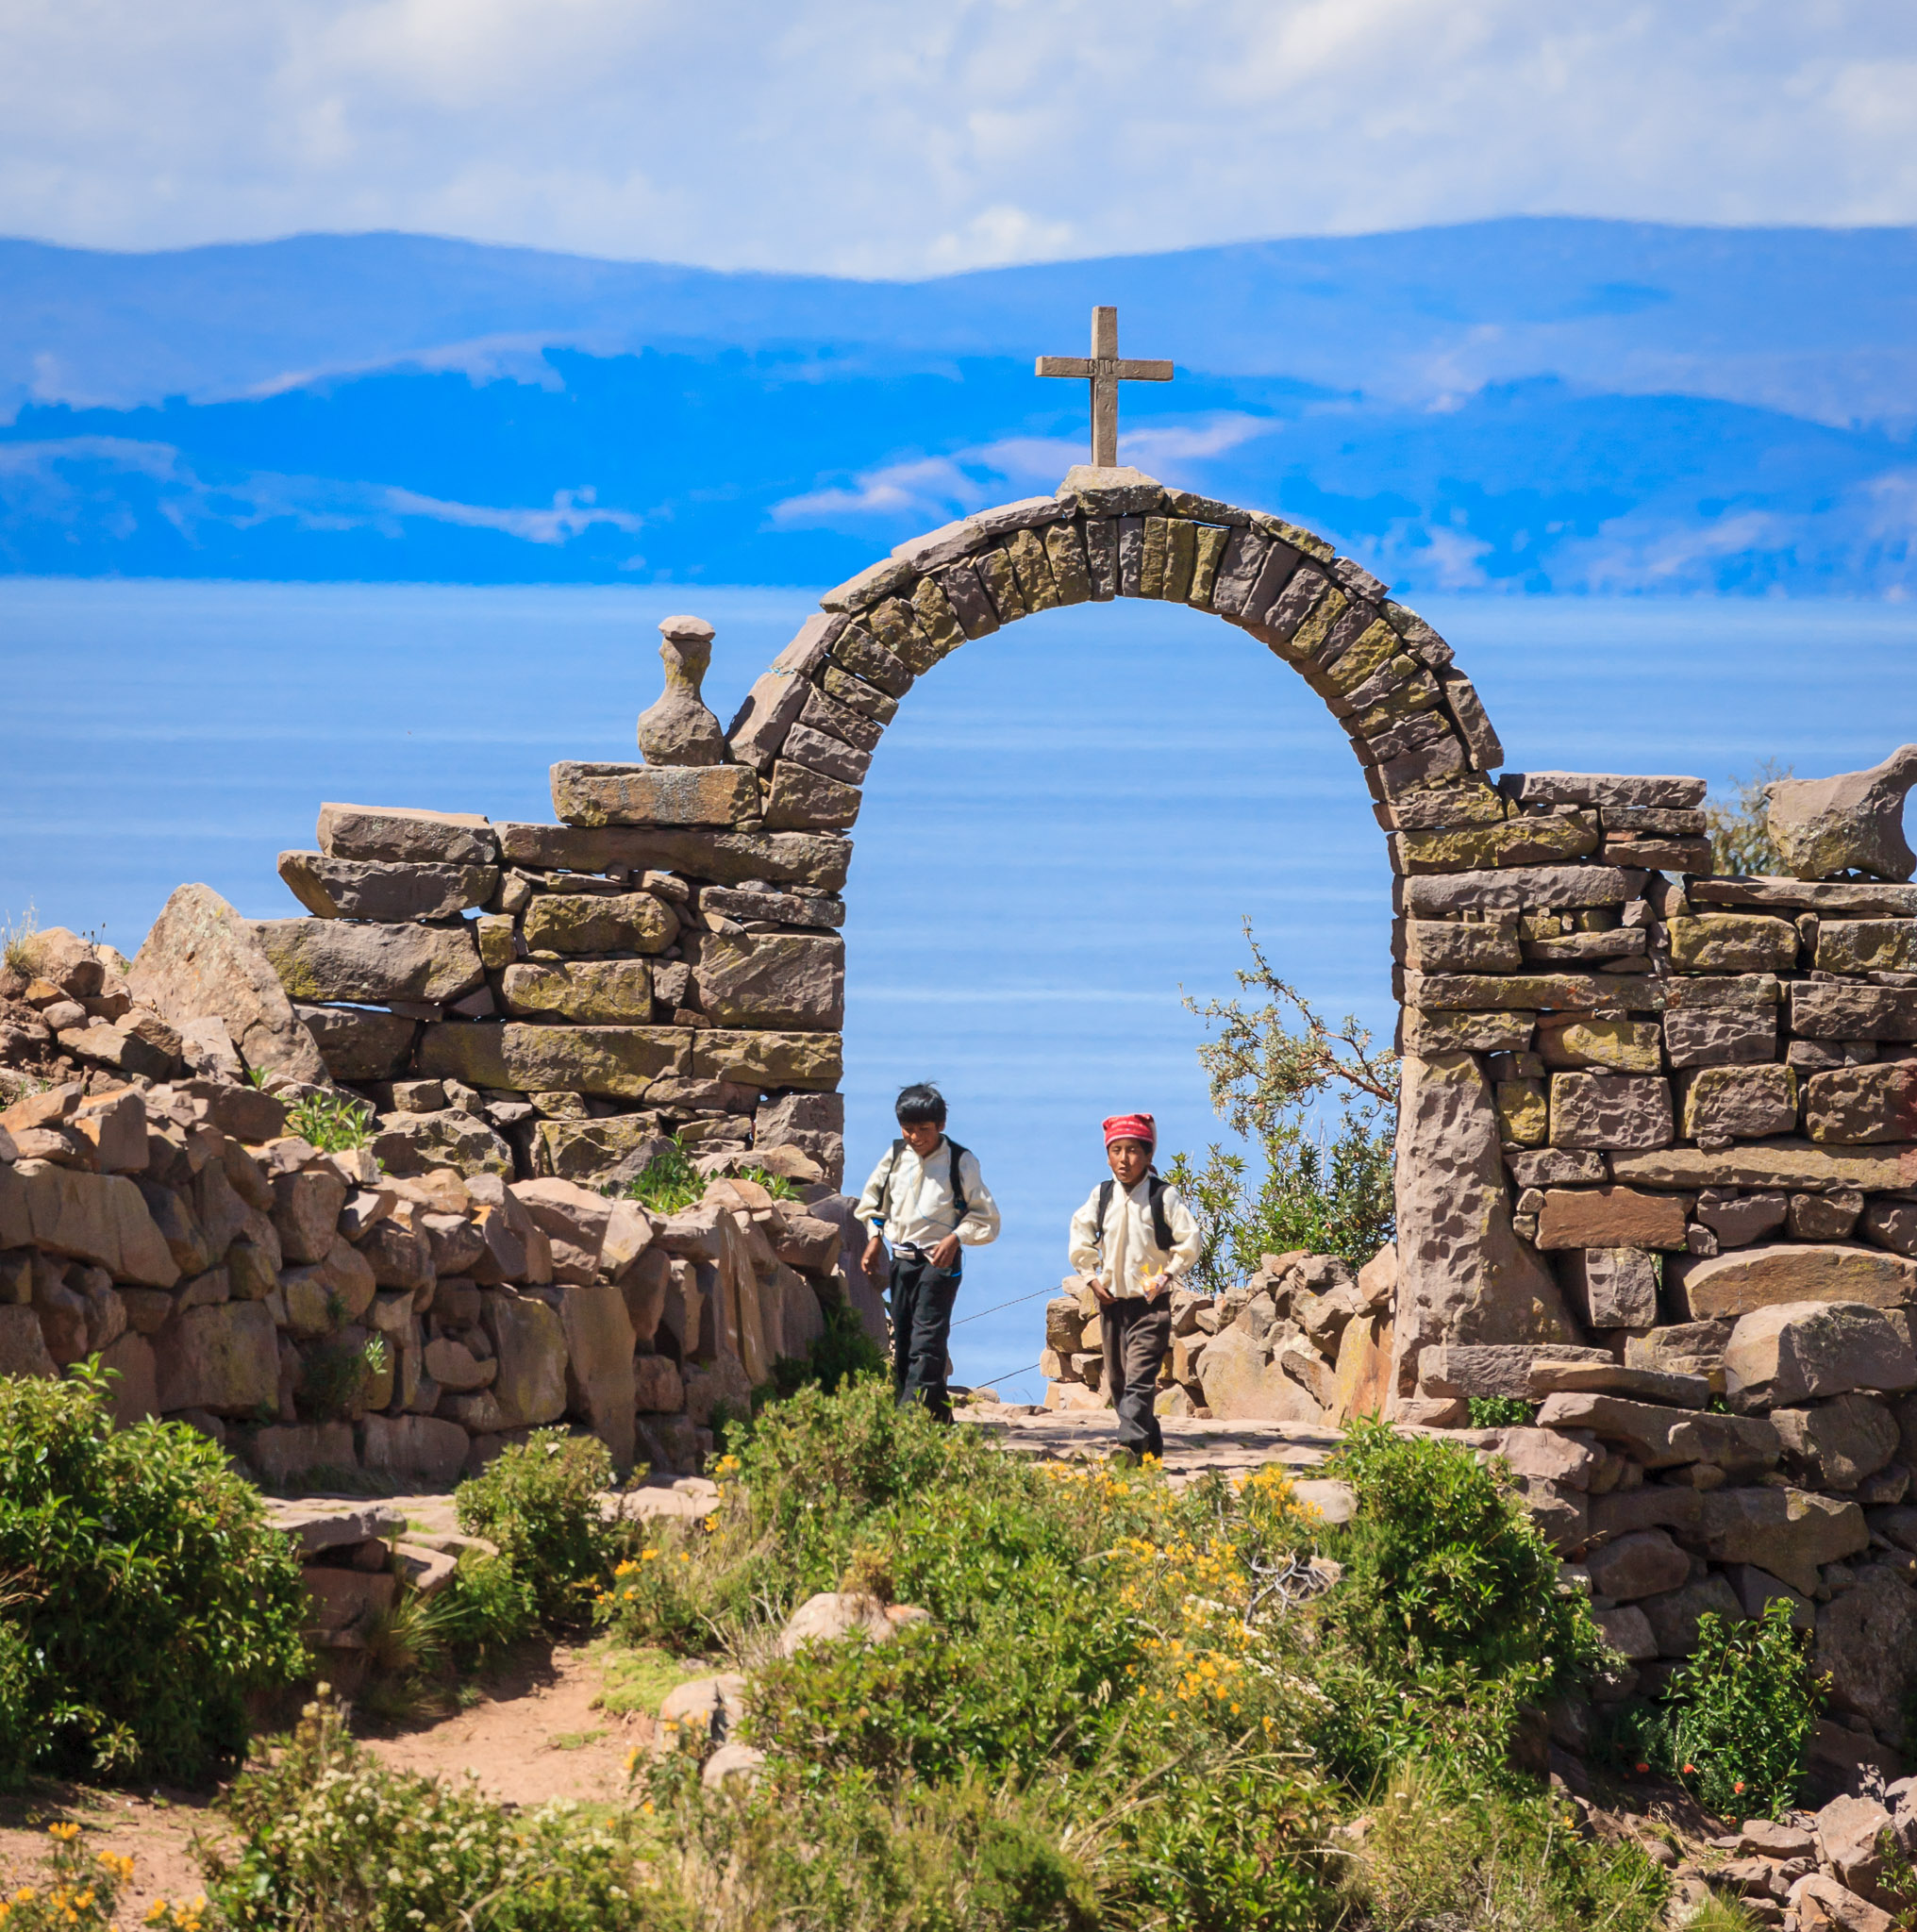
[1634,1761,1649,1774]
[1734,1781,1746,1794]
[1682,1764,1696,1775]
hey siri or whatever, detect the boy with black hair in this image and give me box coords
[857,1082,1001,1422]
[1067,1112,1202,1463]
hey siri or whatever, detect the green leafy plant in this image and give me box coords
[1468,1396,1540,1427]
[0,1363,309,1786]
[204,1688,665,1931]
[613,1135,800,1212]
[296,1332,388,1422]
[1168,922,1398,1282]
[285,1089,376,1152]
[0,1822,144,1932]
[1624,1601,1825,1818]
[1704,759,1791,877]
[1317,1416,1606,1782]
[455,1430,628,1627]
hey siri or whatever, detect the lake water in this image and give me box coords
[4,577,1914,1397]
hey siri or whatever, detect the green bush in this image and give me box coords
[206,1690,675,1931]
[455,1430,627,1628]
[1468,1396,1540,1427]
[613,1137,799,1214]
[1317,1416,1604,1780]
[0,1364,309,1785]
[284,1090,375,1153]
[1615,1602,1824,1818]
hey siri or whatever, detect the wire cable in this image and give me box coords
[950,1285,1057,1330]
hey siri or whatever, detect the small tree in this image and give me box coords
[1165,923,1398,1287]
[1704,759,1791,876]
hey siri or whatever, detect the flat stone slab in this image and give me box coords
[263,1498,409,1554]
[963,1406,1342,1484]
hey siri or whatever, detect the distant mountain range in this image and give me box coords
[3,218,1914,593]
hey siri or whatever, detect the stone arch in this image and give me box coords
[725,467,1519,871]
[723,465,1616,1409]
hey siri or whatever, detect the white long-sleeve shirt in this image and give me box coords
[1067,1175,1203,1299]
[856,1138,1001,1253]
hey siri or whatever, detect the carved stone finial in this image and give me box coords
[638,614,729,767]
[1764,744,1917,882]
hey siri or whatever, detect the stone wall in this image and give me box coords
[0,925,875,1484]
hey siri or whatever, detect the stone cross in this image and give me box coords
[1036,307,1174,468]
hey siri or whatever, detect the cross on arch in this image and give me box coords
[1036,306,1174,469]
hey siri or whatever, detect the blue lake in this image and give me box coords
[4,577,1914,1397]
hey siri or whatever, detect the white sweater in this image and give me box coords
[1067,1175,1203,1299]
[855,1138,1001,1253]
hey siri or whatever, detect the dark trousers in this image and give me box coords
[890,1251,960,1424]
[1101,1295,1172,1459]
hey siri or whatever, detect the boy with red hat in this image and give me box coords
[1066,1113,1202,1463]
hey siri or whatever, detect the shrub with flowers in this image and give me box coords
[0,1822,141,1931]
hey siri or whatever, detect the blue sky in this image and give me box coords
[4,4,1917,273]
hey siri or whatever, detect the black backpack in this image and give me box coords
[1093,1172,1175,1255]
[877,1136,969,1228]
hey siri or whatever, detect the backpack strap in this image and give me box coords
[943,1139,970,1224]
[874,1137,906,1227]
[1146,1175,1174,1256]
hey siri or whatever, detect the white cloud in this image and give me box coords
[0,2,1915,274]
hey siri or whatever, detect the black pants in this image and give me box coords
[890,1250,960,1424]
[1101,1295,1173,1459]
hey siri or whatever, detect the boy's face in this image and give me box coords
[900,1119,944,1157]
[1107,1139,1151,1188]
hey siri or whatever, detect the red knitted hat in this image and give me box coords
[1102,1113,1156,1147]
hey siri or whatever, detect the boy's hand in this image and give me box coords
[862,1235,885,1275]
[930,1234,961,1271]
[1088,1277,1114,1305]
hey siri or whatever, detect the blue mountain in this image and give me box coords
[3,218,1914,592]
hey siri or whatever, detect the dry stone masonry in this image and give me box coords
[5,458,1917,1792]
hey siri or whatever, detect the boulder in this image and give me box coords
[1818,1568,1917,1750]
[1582,1529,1690,1604]
[1196,1323,1325,1422]
[272,1169,349,1266]
[777,1591,897,1656]
[690,1028,843,1090]
[560,1282,637,1470]
[1418,1341,1609,1399]
[480,1290,568,1428]
[1534,1390,1778,1473]
[1536,1187,1688,1251]
[0,1305,57,1378]
[1765,745,1917,883]
[1724,1563,1815,1629]
[511,1178,613,1283]
[0,1161,180,1287]
[1700,1486,1871,1594]
[1773,1395,1901,1490]
[634,1353,685,1414]
[1792,1874,1896,1932]
[359,1413,471,1488]
[1816,1792,1895,1896]
[424,1337,495,1391]
[1675,1245,1917,1320]
[250,1422,356,1485]
[658,1673,747,1737]
[252,918,483,1008]
[531,1115,667,1183]
[1639,1574,1744,1657]
[1558,1246,1659,1328]
[1724,1301,1917,1410]
[127,884,327,1083]
[1593,1604,1658,1660]
[1393,1052,1578,1368]
[153,1302,278,1414]
[701,1743,767,1790]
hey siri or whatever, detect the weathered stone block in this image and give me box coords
[1402,1008,1537,1055]
[1723,1299,1917,1408]
[1611,1141,1917,1193]
[549,761,758,829]
[498,824,852,893]
[1817,1567,1917,1748]
[783,723,872,787]
[1641,1574,1745,1657]
[1539,1018,1662,1073]
[1400,865,1642,916]
[1536,1187,1688,1251]
[1700,1486,1870,1595]
[1772,1394,1900,1489]
[1668,913,1798,973]
[1805,1063,1917,1145]
[153,1301,277,1414]
[1403,920,1523,973]
[480,1290,568,1429]
[1683,1063,1800,1141]
[1559,1246,1659,1328]
[276,853,497,923]
[500,959,653,1023]
[374,1110,514,1180]
[1662,1003,1777,1068]
[1585,1528,1690,1603]
[1495,1079,1547,1145]
[1500,772,1707,810]
[253,918,483,1007]
[1391,814,1599,874]
[418,1023,689,1098]
[522,891,678,957]
[316,803,496,865]
[1407,972,1664,1013]
[0,1162,180,1287]
[762,761,861,831]
[1416,1341,1609,1400]
[1549,1073,1674,1151]
[295,1005,418,1081]
[1676,1244,1917,1320]
[561,1282,636,1469]
[687,932,844,1030]
[532,1116,666,1184]
[691,1030,842,1089]
[1816,920,1917,975]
